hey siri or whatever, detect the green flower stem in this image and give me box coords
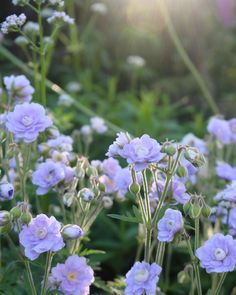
[142,170,152,221]
[40,251,53,295]
[185,232,202,295]
[155,241,166,266]
[158,0,219,115]
[25,260,38,295]
[213,273,227,295]
[144,228,152,263]
[194,218,200,252]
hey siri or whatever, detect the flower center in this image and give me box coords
[166,220,174,230]
[134,268,149,283]
[35,228,47,239]
[45,170,54,182]
[134,145,149,157]
[22,115,33,126]
[67,272,77,282]
[214,248,226,261]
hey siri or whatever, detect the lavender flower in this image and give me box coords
[196,233,236,273]
[121,134,164,171]
[6,103,52,143]
[90,117,107,134]
[3,75,34,103]
[114,167,133,196]
[32,161,65,195]
[101,158,121,179]
[229,207,236,233]
[215,182,236,202]
[62,225,83,239]
[171,178,190,204]
[181,133,208,154]
[1,14,26,34]
[216,162,236,181]
[157,208,184,242]
[0,182,14,201]
[47,135,73,152]
[106,132,131,157]
[48,255,94,295]
[47,12,74,24]
[125,261,162,295]
[19,214,64,260]
[217,0,234,28]
[207,117,231,144]
[229,118,236,143]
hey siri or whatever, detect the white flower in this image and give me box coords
[91,2,108,15]
[47,11,74,24]
[23,21,39,35]
[127,55,146,67]
[90,117,107,134]
[66,81,82,93]
[80,125,92,136]
[1,13,26,34]
[14,36,29,46]
[48,0,64,6]
[58,93,73,106]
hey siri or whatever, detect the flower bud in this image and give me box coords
[0,182,14,201]
[102,196,113,209]
[189,203,202,219]
[161,144,176,156]
[78,188,94,202]
[63,192,75,207]
[184,147,205,168]
[129,182,140,194]
[201,205,211,218]
[21,212,32,225]
[85,166,97,177]
[98,182,106,192]
[177,270,190,284]
[176,166,188,178]
[10,207,21,219]
[183,202,191,216]
[62,224,83,240]
[0,211,11,226]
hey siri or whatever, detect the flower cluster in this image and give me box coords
[1,13,26,34]
[47,11,74,24]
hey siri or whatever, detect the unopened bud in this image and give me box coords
[189,203,202,219]
[0,211,11,226]
[98,182,106,192]
[129,182,140,194]
[176,166,188,178]
[85,166,97,177]
[21,212,32,225]
[62,224,83,239]
[102,196,113,209]
[184,147,205,168]
[161,144,176,156]
[0,182,14,201]
[183,202,191,216]
[63,192,75,207]
[10,207,21,219]
[201,206,211,218]
[78,188,94,202]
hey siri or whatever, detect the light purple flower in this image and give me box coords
[217,0,234,28]
[207,117,231,144]
[101,157,121,179]
[32,161,65,195]
[125,261,162,295]
[90,116,107,134]
[181,133,208,155]
[229,118,236,143]
[157,208,184,242]
[215,182,236,202]
[0,182,14,201]
[99,175,117,194]
[48,255,94,295]
[171,178,190,204]
[3,75,34,103]
[196,233,236,273]
[47,135,73,152]
[229,207,236,232]
[121,134,164,171]
[114,167,132,195]
[19,214,64,260]
[6,103,52,143]
[216,162,236,181]
[106,132,131,157]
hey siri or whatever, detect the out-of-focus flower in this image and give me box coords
[106,132,131,158]
[66,81,82,93]
[0,182,14,201]
[78,188,94,202]
[62,224,83,239]
[125,261,162,295]
[4,75,34,103]
[127,55,146,67]
[6,103,52,143]
[207,117,231,144]
[181,133,208,154]
[48,255,94,295]
[102,196,113,208]
[91,2,108,14]
[58,93,73,107]
[216,162,236,181]
[32,161,65,195]
[14,36,28,46]
[229,207,236,233]
[196,233,236,273]
[171,178,190,204]
[90,117,107,134]
[23,21,39,35]
[47,135,73,152]
[101,158,121,179]
[1,14,26,34]
[229,118,236,143]
[80,125,92,137]
[121,134,164,171]
[19,214,64,260]
[49,0,64,6]
[47,11,74,24]
[215,181,236,202]
[157,208,184,242]
[217,0,234,28]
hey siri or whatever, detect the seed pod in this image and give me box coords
[129,182,140,195]
[202,205,211,218]
[21,212,32,225]
[10,207,21,219]
[0,211,11,226]
[176,166,188,178]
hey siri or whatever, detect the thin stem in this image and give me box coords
[159,0,219,115]
[40,251,53,295]
[25,261,38,295]
[155,241,166,266]
[144,228,152,262]
[142,170,151,221]
[213,273,227,295]
[194,218,200,252]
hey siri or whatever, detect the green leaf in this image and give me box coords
[108,213,140,223]
[79,249,106,256]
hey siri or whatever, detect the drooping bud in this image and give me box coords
[21,212,32,225]
[98,182,106,192]
[0,211,11,226]
[176,166,188,178]
[201,205,211,218]
[184,147,205,168]
[161,142,176,156]
[102,196,113,209]
[62,224,83,239]
[129,182,140,194]
[85,166,98,177]
[183,202,191,216]
[0,182,14,201]
[10,206,21,219]
[78,188,94,202]
[63,192,75,207]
